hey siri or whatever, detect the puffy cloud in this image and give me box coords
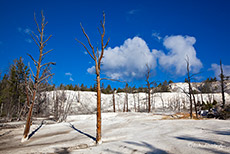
[65,72,74,81]
[99,37,156,80]
[87,66,95,74]
[154,35,203,76]
[211,63,230,78]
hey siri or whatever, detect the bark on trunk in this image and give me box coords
[113,91,116,112]
[96,75,101,144]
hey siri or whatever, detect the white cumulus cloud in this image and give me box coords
[87,66,95,74]
[98,37,157,80]
[210,63,230,78]
[154,35,203,76]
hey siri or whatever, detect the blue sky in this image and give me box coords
[0,0,230,88]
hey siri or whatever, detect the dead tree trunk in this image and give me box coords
[126,92,128,112]
[113,90,116,112]
[145,64,151,113]
[186,57,193,119]
[76,12,109,144]
[220,60,225,108]
[22,11,55,141]
[138,93,140,112]
[192,93,198,119]
[133,93,136,112]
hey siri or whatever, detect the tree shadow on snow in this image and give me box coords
[175,136,219,145]
[28,120,44,139]
[54,147,70,154]
[69,123,96,141]
[124,141,168,154]
[175,136,230,154]
[213,130,230,136]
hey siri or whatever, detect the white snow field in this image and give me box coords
[44,90,230,114]
[0,112,230,154]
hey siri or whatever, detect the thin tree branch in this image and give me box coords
[30,33,40,47]
[41,62,56,68]
[34,12,41,33]
[28,62,36,79]
[38,73,54,83]
[80,23,94,51]
[43,35,52,45]
[104,38,110,49]
[27,54,38,66]
[31,31,40,43]
[42,49,53,56]
[76,38,95,60]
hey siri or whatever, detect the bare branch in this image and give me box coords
[104,38,110,49]
[97,27,102,36]
[76,38,95,60]
[30,33,40,47]
[41,62,56,68]
[28,62,36,79]
[38,73,54,83]
[34,12,41,33]
[43,35,52,45]
[42,49,53,56]
[80,23,96,58]
[44,21,48,27]
[27,54,38,66]
[31,31,40,43]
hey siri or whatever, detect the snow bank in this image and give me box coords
[43,90,230,114]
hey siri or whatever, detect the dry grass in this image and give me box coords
[162,112,205,120]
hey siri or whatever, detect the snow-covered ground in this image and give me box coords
[0,113,230,154]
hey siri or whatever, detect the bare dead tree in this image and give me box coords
[192,93,198,118]
[76,12,109,144]
[22,11,55,142]
[122,83,129,112]
[113,88,116,112]
[133,93,136,112]
[186,57,193,119]
[137,92,140,112]
[185,57,199,119]
[145,64,156,113]
[220,60,227,108]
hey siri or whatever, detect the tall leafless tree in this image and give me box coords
[145,64,155,113]
[220,60,226,108]
[186,57,194,119]
[185,57,199,119]
[113,88,116,112]
[22,11,55,142]
[76,12,109,144]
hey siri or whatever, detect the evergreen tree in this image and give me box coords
[104,84,112,94]
[0,57,29,119]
